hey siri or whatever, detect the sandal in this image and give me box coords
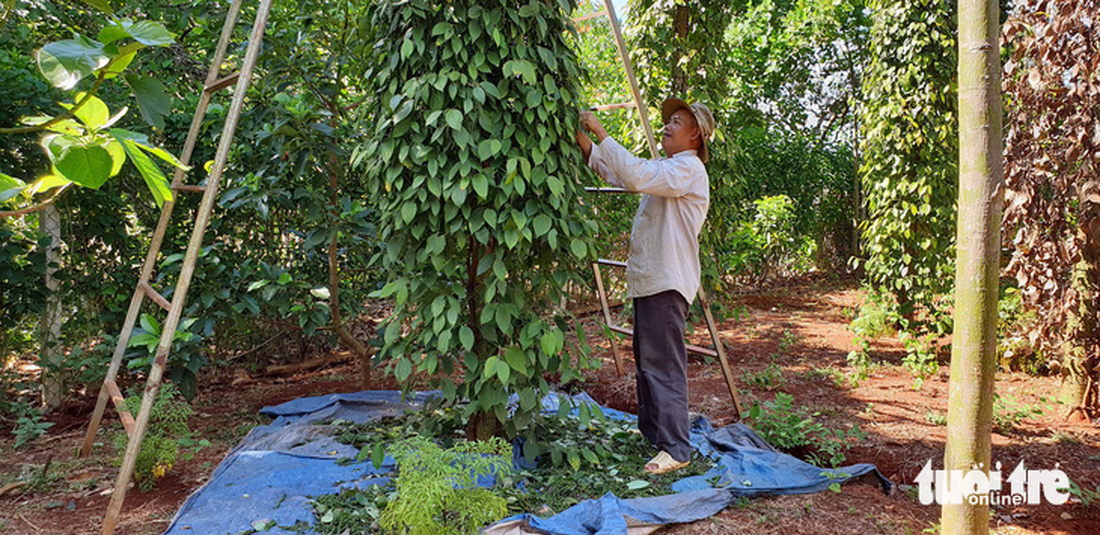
[644,451,690,475]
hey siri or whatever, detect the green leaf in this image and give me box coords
[503,60,537,84]
[46,137,113,189]
[445,109,463,130]
[125,74,171,130]
[110,129,189,170]
[38,36,109,89]
[484,356,502,381]
[570,239,587,257]
[532,214,551,236]
[112,132,173,206]
[504,347,525,372]
[122,20,174,46]
[371,443,385,470]
[81,0,114,15]
[459,326,474,351]
[394,358,413,382]
[401,202,416,223]
[61,93,110,131]
[627,480,651,490]
[471,174,488,199]
[0,173,27,202]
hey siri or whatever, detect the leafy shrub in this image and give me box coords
[10,404,54,448]
[743,393,863,467]
[379,435,511,535]
[996,285,1045,374]
[991,394,1044,434]
[899,332,941,390]
[741,361,785,391]
[125,314,207,401]
[112,384,195,490]
[846,291,895,382]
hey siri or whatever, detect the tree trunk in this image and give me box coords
[39,204,63,411]
[1062,179,1100,416]
[669,4,689,95]
[326,152,373,389]
[942,0,1003,533]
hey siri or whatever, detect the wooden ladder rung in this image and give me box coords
[104,380,135,436]
[138,281,172,311]
[589,101,636,111]
[204,71,240,93]
[607,324,719,359]
[572,9,607,23]
[172,184,207,194]
[596,258,627,268]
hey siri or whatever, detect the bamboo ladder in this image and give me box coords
[78,0,276,532]
[574,1,743,416]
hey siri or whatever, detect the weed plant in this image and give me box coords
[743,393,864,467]
[112,384,205,490]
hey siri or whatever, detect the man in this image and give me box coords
[576,98,715,474]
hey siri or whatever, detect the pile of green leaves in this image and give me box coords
[325,400,712,527]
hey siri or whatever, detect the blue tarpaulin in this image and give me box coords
[165,391,891,534]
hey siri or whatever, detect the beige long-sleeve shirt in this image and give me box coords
[587,137,709,303]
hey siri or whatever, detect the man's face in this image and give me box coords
[661,108,701,157]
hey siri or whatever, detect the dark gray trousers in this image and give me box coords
[633,290,691,462]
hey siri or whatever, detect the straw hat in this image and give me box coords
[661,98,716,163]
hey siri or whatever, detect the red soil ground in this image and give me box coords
[2,276,1097,534]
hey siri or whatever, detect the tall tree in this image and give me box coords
[357,0,597,440]
[1002,0,1100,416]
[942,0,1002,532]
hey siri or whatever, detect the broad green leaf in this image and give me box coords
[394,358,413,382]
[532,214,551,236]
[51,143,113,189]
[26,174,71,197]
[503,60,537,84]
[504,347,525,372]
[0,173,27,202]
[113,133,173,206]
[60,93,110,131]
[111,128,189,170]
[125,74,171,130]
[81,0,114,15]
[122,20,174,46]
[445,109,463,130]
[627,480,651,490]
[570,239,587,257]
[371,443,385,470]
[37,36,109,89]
[471,174,488,199]
[459,327,474,351]
[401,202,416,223]
[484,356,502,381]
[98,26,129,45]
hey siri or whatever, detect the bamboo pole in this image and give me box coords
[100,0,275,532]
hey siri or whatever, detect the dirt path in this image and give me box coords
[1,276,1097,534]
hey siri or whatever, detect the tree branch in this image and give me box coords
[0,183,73,218]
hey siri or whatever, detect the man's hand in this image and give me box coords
[579,110,609,142]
